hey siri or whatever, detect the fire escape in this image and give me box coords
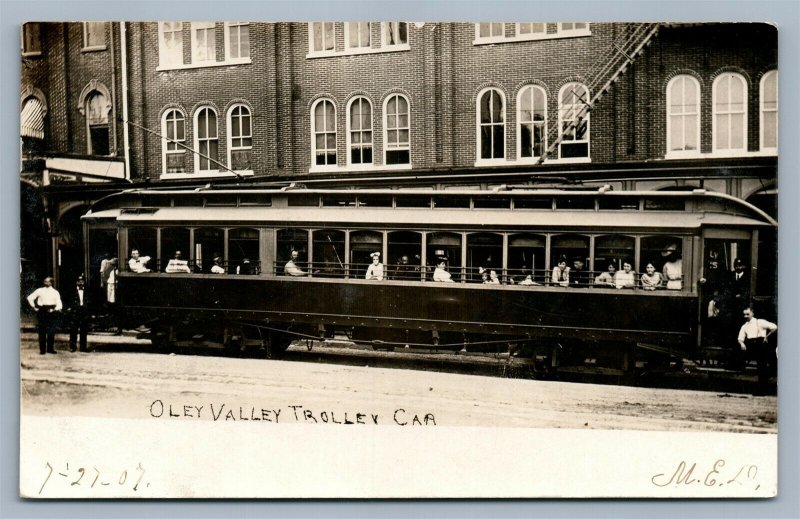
[537,23,661,165]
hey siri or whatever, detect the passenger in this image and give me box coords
[518,275,538,286]
[614,260,636,289]
[569,256,590,288]
[662,243,683,290]
[128,249,152,273]
[433,259,454,283]
[480,268,490,284]
[284,250,306,277]
[594,262,617,287]
[237,258,253,275]
[488,270,501,284]
[391,255,417,280]
[510,263,530,284]
[365,252,384,281]
[165,250,191,273]
[100,252,112,285]
[640,262,663,290]
[551,255,570,287]
[210,256,225,274]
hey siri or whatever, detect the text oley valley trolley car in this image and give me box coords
[82,186,776,374]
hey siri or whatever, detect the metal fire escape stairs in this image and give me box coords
[536,23,661,165]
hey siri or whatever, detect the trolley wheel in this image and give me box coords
[264,331,292,359]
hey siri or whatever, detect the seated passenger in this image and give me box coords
[662,243,683,290]
[165,250,191,273]
[615,261,636,289]
[391,255,417,280]
[128,249,152,273]
[365,252,384,281]
[569,257,590,288]
[640,262,663,290]
[237,258,253,275]
[480,268,490,284]
[284,250,306,277]
[488,270,501,284]
[594,262,617,287]
[210,256,225,274]
[433,260,454,283]
[518,275,539,286]
[551,255,570,287]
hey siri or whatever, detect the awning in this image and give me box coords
[20,98,44,139]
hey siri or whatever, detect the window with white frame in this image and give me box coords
[477,88,505,161]
[159,22,183,67]
[225,22,250,60]
[85,92,110,155]
[384,94,410,165]
[194,106,218,172]
[518,85,547,159]
[760,70,778,152]
[22,23,41,56]
[712,73,747,154]
[558,82,590,159]
[382,22,408,47]
[477,23,504,39]
[162,109,186,174]
[227,104,253,171]
[666,75,700,156]
[310,22,336,53]
[83,22,106,50]
[348,97,373,165]
[558,23,589,34]
[192,22,216,64]
[312,99,337,167]
[346,22,371,49]
[517,23,545,36]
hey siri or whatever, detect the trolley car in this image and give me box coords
[82,186,776,372]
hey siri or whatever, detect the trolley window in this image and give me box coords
[350,230,383,277]
[427,232,462,282]
[598,196,641,211]
[160,227,191,273]
[194,227,225,273]
[433,196,470,209]
[473,196,511,209]
[555,197,595,210]
[387,231,422,281]
[640,235,684,290]
[229,228,260,274]
[288,195,321,207]
[594,234,635,272]
[466,232,503,283]
[321,194,357,207]
[508,233,546,284]
[513,197,553,210]
[127,227,157,272]
[396,195,431,208]
[313,229,345,278]
[276,229,309,276]
[357,195,393,208]
[644,197,685,211]
[238,194,272,206]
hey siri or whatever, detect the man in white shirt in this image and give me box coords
[27,277,63,354]
[165,250,191,273]
[128,249,152,273]
[737,307,778,395]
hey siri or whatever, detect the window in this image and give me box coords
[22,23,41,55]
[517,85,547,159]
[760,70,778,151]
[478,23,504,39]
[477,88,505,161]
[194,107,218,172]
[517,23,545,36]
[225,22,250,60]
[227,104,252,171]
[348,97,372,165]
[558,23,589,34]
[312,99,337,167]
[384,94,410,165]
[159,22,183,67]
[83,22,106,49]
[712,73,747,154]
[162,109,186,174]
[310,22,335,53]
[346,22,371,49]
[558,82,590,159]
[383,22,407,47]
[85,92,110,155]
[666,75,700,156]
[192,22,216,64]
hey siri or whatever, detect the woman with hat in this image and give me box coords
[661,243,683,290]
[365,252,384,281]
[551,255,570,287]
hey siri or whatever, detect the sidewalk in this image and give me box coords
[19,316,151,346]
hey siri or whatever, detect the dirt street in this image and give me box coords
[20,335,776,433]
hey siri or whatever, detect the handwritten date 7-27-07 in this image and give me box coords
[39,461,149,495]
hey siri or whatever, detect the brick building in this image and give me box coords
[19,21,778,290]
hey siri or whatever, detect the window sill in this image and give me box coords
[473,30,591,46]
[515,156,547,165]
[306,44,410,59]
[160,170,254,180]
[22,51,42,58]
[664,151,702,160]
[309,163,413,174]
[81,45,107,53]
[546,157,592,165]
[474,159,510,167]
[157,58,252,71]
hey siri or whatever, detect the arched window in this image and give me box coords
[161,108,186,174]
[760,70,778,152]
[558,83,590,159]
[712,73,747,154]
[312,99,337,167]
[194,106,218,172]
[347,97,373,165]
[517,85,546,159]
[227,104,252,171]
[384,94,410,165]
[477,88,505,161]
[666,75,700,156]
[85,91,110,155]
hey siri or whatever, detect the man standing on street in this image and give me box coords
[67,274,90,352]
[27,276,63,355]
[737,307,778,395]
